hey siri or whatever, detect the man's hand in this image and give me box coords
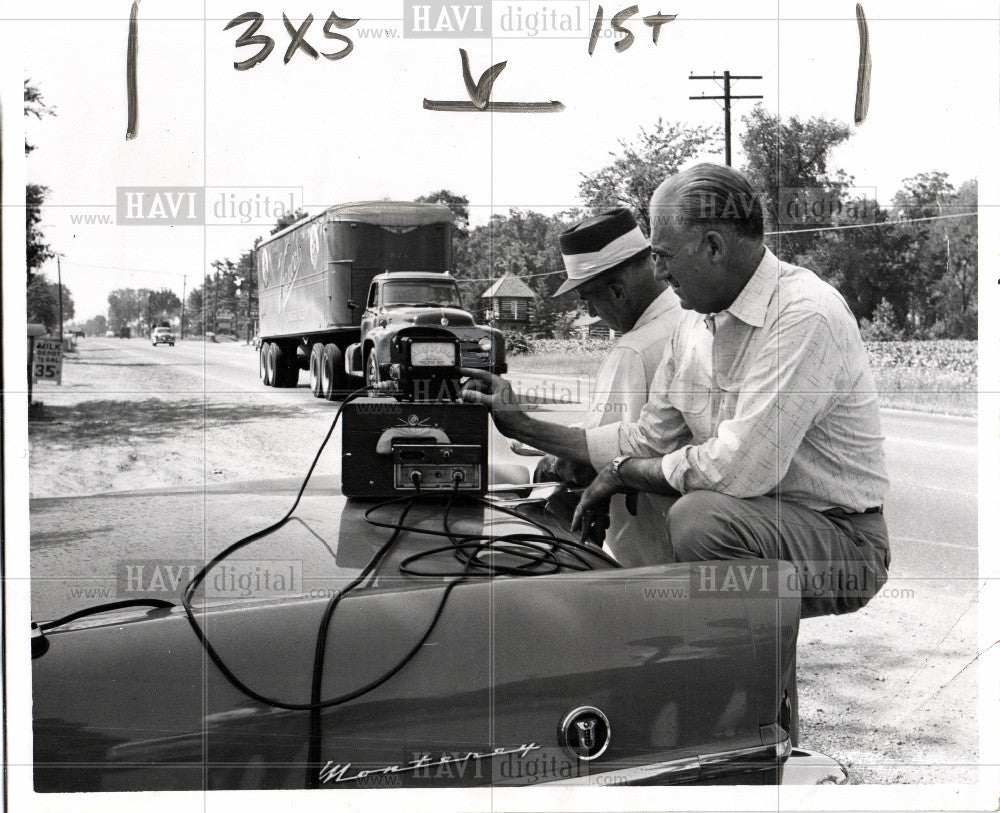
[535,455,596,486]
[570,464,625,545]
[460,368,592,467]
[459,367,533,436]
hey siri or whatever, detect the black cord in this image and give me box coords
[179,395,620,717]
[37,599,175,631]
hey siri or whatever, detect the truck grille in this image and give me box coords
[459,340,490,367]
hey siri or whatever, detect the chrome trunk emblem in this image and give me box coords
[559,706,610,760]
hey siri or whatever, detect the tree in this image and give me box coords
[26,80,56,285]
[579,119,721,233]
[233,249,258,341]
[186,287,206,333]
[892,171,955,219]
[83,315,108,337]
[796,199,912,325]
[416,190,470,234]
[27,278,75,331]
[107,289,140,332]
[889,172,976,336]
[137,288,182,330]
[26,184,55,285]
[270,208,309,235]
[459,209,578,336]
[860,298,901,341]
[740,105,853,263]
[24,78,55,156]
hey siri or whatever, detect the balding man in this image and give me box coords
[463,163,890,618]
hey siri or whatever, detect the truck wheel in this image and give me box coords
[309,344,324,397]
[272,344,299,388]
[365,350,380,395]
[321,344,344,401]
[261,343,274,386]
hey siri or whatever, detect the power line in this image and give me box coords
[457,211,977,282]
[764,211,974,236]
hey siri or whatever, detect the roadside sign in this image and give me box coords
[32,338,63,384]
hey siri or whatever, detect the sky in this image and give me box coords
[8,0,998,319]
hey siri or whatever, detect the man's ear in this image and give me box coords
[703,230,726,262]
[608,281,626,301]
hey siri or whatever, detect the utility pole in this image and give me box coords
[689,71,763,166]
[57,256,64,337]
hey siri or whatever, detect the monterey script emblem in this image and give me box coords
[559,706,610,761]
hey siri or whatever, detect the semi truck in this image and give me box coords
[255,201,505,398]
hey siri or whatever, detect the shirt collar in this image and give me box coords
[632,287,679,331]
[722,247,780,328]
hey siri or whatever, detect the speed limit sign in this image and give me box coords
[32,338,63,384]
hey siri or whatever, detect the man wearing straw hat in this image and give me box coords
[531,207,681,566]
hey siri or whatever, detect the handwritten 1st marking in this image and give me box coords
[589,5,677,54]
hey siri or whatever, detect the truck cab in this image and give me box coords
[347,272,506,391]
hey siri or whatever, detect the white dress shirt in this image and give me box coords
[583,288,682,565]
[586,248,888,513]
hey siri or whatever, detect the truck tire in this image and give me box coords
[262,343,274,386]
[365,348,380,395]
[309,344,324,397]
[321,344,344,401]
[272,343,299,388]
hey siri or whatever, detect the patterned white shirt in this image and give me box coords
[586,248,889,513]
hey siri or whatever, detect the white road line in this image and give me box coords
[891,535,977,552]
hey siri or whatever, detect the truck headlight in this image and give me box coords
[477,337,492,352]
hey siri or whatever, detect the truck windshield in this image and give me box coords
[382,281,462,308]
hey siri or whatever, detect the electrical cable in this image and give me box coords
[166,386,621,789]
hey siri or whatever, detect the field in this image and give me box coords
[507,339,978,417]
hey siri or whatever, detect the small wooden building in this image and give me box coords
[478,272,538,332]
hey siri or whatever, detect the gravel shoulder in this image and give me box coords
[26,337,980,784]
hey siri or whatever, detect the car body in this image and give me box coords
[347,272,506,393]
[30,474,847,792]
[151,327,175,346]
[105,330,116,338]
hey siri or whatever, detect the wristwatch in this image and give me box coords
[610,455,632,488]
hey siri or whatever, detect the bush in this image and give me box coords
[928,309,978,340]
[503,331,532,355]
[860,298,902,342]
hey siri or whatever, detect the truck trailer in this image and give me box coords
[255,201,505,398]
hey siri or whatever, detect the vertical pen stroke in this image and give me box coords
[126,0,140,140]
[854,3,871,126]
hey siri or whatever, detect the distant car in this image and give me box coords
[151,327,175,346]
[105,330,115,338]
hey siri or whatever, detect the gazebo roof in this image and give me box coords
[479,272,538,300]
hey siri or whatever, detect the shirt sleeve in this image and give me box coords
[589,344,649,427]
[585,343,690,470]
[660,310,842,497]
